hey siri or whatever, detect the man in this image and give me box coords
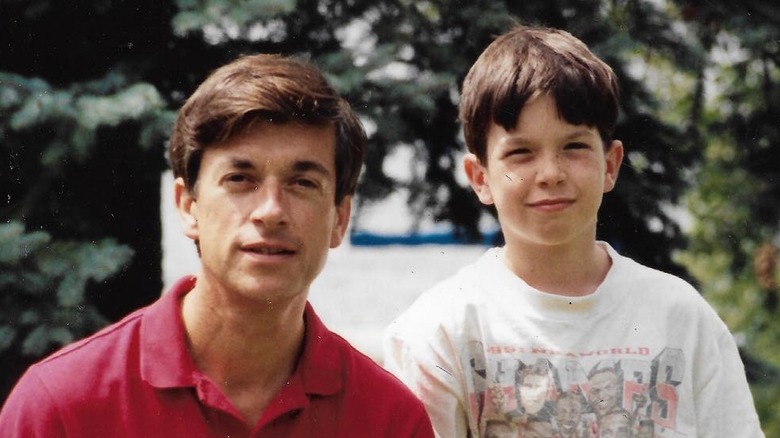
[554,392,586,438]
[587,367,622,419]
[598,409,633,438]
[0,54,434,437]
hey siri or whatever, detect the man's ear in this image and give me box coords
[603,140,624,193]
[463,153,494,205]
[330,195,352,248]
[174,177,199,241]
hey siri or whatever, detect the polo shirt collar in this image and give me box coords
[297,302,342,396]
[141,275,198,388]
[140,276,343,397]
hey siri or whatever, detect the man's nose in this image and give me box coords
[249,182,289,228]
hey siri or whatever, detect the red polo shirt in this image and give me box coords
[0,276,433,437]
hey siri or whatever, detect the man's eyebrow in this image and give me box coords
[228,158,255,170]
[292,160,332,177]
[225,157,331,177]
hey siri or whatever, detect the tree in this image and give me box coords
[0,0,749,413]
[346,0,699,277]
[0,0,175,396]
[671,0,780,432]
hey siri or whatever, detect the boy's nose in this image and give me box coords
[535,153,566,185]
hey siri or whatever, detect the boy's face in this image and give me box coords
[175,121,350,307]
[464,94,622,253]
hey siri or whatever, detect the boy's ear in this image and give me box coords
[463,153,495,205]
[174,177,200,241]
[603,140,624,193]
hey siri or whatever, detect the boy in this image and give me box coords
[0,53,433,437]
[383,25,763,437]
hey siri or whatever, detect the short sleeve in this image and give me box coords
[0,368,67,438]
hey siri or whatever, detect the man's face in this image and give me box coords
[464,94,623,254]
[555,395,582,433]
[588,370,621,417]
[599,412,632,438]
[176,121,349,307]
[518,373,549,414]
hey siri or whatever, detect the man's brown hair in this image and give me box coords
[459,25,619,163]
[168,53,366,203]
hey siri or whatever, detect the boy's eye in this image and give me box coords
[506,147,531,157]
[565,142,590,150]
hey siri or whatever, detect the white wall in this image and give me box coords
[160,170,486,361]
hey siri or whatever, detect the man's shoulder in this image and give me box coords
[0,306,150,433]
[26,306,147,390]
[323,333,433,434]
[327,331,407,387]
[46,307,144,358]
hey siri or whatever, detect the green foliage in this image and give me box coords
[2,0,779,428]
[0,221,132,357]
[1,0,172,398]
[172,0,297,37]
[669,0,780,431]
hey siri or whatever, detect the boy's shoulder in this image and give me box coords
[607,245,727,323]
[608,245,699,296]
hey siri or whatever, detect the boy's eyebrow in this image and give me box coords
[505,127,598,145]
[563,128,599,140]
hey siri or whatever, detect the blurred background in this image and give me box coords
[1,0,779,432]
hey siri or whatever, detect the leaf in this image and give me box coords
[0,325,17,353]
[0,221,51,264]
[76,83,165,131]
[21,325,48,356]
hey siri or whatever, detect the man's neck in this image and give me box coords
[181,279,307,427]
[502,239,611,297]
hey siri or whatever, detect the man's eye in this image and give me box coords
[293,178,318,188]
[224,174,256,190]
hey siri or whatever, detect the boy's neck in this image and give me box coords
[502,240,612,297]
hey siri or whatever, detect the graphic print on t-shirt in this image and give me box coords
[465,341,686,438]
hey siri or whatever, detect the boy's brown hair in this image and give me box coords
[168,53,366,204]
[459,25,619,163]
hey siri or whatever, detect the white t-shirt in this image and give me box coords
[383,243,764,438]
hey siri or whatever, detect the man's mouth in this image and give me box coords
[241,241,298,255]
[245,247,295,255]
